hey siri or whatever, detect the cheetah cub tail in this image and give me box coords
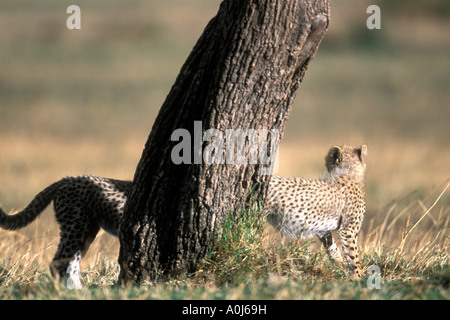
[0,180,62,231]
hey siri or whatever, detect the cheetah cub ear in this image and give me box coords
[325,146,342,172]
[359,144,368,158]
[330,146,342,164]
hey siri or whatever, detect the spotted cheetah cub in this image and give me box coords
[266,144,367,278]
[0,175,131,279]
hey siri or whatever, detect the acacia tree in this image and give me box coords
[118,0,330,284]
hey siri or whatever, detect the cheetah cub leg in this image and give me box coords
[66,251,83,289]
[337,228,362,279]
[318,233,342,262]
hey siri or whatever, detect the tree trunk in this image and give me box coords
[118,0,330,284]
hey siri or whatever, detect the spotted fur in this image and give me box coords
[265,144,368,278]
[0,175,131,276]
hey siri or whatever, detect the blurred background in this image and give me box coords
[0,0,448,266]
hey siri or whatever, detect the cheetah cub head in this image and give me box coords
[325,144,368,181]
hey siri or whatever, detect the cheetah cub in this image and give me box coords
[265,144,367,278]
[0,175,131,279]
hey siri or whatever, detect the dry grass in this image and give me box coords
[1,181,447,299]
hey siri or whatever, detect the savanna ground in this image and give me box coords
[0,0,449,300]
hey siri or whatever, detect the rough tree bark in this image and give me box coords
[118,0,330,284]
